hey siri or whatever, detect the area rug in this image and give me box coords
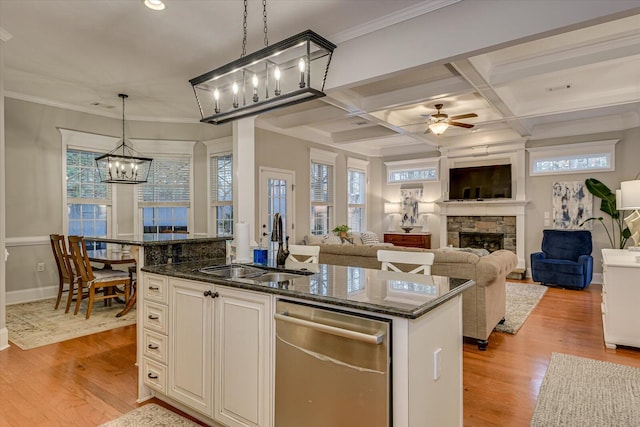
[531,353,640,426]
[494,282,548,334]
[100,403,200,427]
[6,298,136,350]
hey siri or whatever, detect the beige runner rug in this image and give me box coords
[6,297,135,350]
[100,403,200,427]
[494,282,548,334]
[531,353,640,426]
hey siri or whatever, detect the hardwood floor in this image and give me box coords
[1,280,639,426]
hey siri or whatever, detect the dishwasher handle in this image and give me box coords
[274,311,384,345]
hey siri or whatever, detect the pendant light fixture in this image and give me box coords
[189,0,336,125]
[95,94,153,184]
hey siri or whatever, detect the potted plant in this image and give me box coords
[579,178,631,249]
[332,225,350,238]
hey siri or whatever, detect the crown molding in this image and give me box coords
[330,0,460,44]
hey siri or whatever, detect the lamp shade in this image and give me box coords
[384,202,401,214]
[620,180,640,209]
[419,202,435,214]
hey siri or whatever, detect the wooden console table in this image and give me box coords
[384,232,431,249]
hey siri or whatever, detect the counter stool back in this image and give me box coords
[377,249,435,275]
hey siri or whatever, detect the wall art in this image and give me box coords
[552,181,593,229]
[400,187,423,226]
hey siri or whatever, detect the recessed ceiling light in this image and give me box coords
[144,0,166,11]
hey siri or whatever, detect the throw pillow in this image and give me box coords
[322,234,342,244]
[305,234,324,245]
[360,231,380,245]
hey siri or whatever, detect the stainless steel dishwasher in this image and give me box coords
[274,299,391,427]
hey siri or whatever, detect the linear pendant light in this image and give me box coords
[189,0,336,125]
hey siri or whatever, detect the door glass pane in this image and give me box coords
[268,178,288,238]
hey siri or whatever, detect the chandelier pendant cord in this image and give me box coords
[241,0,269,58]
[121,94,127,156]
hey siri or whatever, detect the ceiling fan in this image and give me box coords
[423,104,477,135]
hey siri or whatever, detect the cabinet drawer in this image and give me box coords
[144,275,168,304]
[142,357,167,394]
[143,301,168,334]
[143,330,168,363]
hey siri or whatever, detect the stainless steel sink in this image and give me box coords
[198,265,312,284]
[198,264,267,279]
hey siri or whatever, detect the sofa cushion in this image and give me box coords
[322,234,342,244]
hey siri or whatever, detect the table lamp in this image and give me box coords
[384,202,401,232]
[418,202,435,233]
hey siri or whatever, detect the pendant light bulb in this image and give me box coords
[274,67,281,96]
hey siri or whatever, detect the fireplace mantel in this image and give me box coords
[436,199,529,270]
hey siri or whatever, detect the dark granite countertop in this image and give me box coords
[85,234,231,247]
[142,259,474,319]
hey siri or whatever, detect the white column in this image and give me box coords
[232,118,256,241]
[0,27,12,351]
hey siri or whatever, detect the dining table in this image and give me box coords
[87,248,137,317]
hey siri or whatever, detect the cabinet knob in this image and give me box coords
[204,290,213,297]
[212,291,219,298]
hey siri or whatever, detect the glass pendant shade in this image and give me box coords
[190,30,336,125]
[428,121,450,135]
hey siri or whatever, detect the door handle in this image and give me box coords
[274,312,384,344]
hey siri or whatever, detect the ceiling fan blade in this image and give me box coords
[449,121,474,128]
[449,113,478,120]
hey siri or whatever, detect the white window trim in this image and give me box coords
[205,137,233,236]
[59,128,118,237]
[132,139,196,236]
[347,157,369,232]
[527,139,618,176]
[385,158,439,183]
[310,148,338,234]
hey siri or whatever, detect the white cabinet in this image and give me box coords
[141,274,169,395]
[601,249,640,349]
[139,274,273,426]
[168,278,214,417]
[214,286,272,427]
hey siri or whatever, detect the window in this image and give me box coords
[138,156,191,234]
[385,158,439,183]
[211,153,233,236]
[528,140,618,176]
[310,149,337,236]
[67,149,110,247]
[347,157,368,233]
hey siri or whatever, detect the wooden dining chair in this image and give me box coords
[377,249,435,275]
[67,235,131,319]
[50,234,80,313]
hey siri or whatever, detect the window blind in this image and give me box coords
[138,156,190,207]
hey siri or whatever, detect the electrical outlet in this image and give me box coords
[544,219,551,227]
[433,348,442,381]
[36,262,45,272]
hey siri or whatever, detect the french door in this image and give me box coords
[259,167,295,248]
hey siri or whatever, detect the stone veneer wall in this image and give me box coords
[446,216,516,253]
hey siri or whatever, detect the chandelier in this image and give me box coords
[95,94,153,184]
[189,0,336,125]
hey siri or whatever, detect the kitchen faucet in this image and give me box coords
[271,213,289,267]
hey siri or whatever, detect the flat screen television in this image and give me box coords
[448,164,512,200]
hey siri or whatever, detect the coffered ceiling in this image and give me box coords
[2,1,640,157]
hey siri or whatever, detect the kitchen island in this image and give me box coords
[139,259,474,427]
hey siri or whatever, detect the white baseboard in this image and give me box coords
[0,327,9,352]
[6,285,57,305]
